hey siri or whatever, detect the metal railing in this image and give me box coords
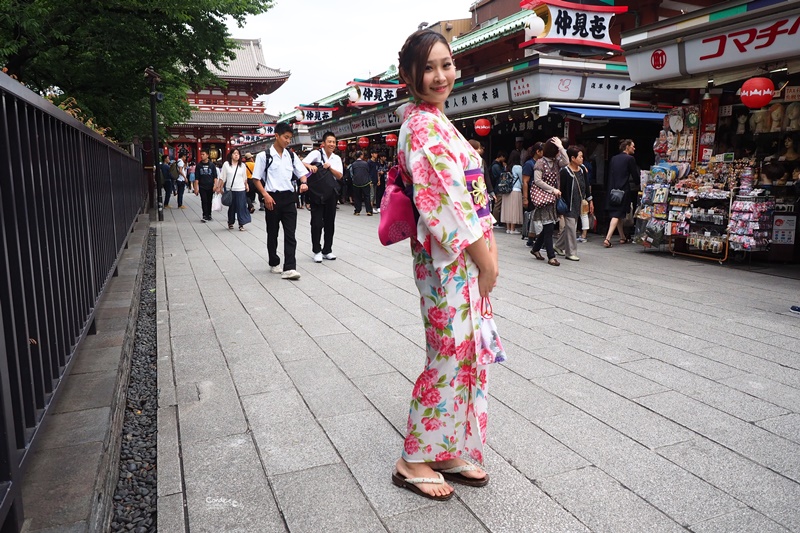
[0,73,147,532]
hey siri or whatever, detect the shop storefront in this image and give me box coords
[622,0,800,263]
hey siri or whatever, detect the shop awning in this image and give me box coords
[551,106,665,121]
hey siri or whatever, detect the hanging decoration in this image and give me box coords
[358,137,370,148]
[385,133,398,147]
[295,105,338,124]
[740,78,775,109]
[475,118,492,136]
[337,140,348,152]
[346,80,405,107]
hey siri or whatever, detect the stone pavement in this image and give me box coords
[156,194,800,533]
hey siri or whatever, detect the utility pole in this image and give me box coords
[144,67,164,221]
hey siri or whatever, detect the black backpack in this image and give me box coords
[495,171,516,195]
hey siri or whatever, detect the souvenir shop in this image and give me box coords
[622,1,800,264]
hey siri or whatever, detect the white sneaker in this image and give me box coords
[314,252,323,263]
[322,253,337,260]
[566,255,580,261]
[270,265,282,274]
[374,208,380,213]
[281,269,301,280]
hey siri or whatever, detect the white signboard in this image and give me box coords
[350,115,378,134]
[443,82,509,116]
[628,13,800,83]
[375,110,402,129]
[331,122,352,136]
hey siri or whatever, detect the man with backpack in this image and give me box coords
[303,131,343,263]
[195,150,218,222]
[251,122,314,280]
[350,151,372,215]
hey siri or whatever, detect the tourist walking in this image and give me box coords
[251,122,313,281]
[500,159,523,234]
[554,145,589,261]
[349,151,372,215]
[175,152,188,209]
[529,138,568,266]
[603,139,639,248]
[160,155,173,208]
[392,28,498,502]
[217,148,251,231]
[195,150,218,222]
[303,131,343,262]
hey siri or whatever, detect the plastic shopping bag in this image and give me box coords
[211,193,222,212]
[478,297,506,365]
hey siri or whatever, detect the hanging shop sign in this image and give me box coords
[443,81,509,116]
[296,105,338,125]
[519,0,627,53]
[740,77,775,109]
[230,132,269,147]
[347,81,405,107]
[337,140,348,151]
[523,73,630,104]
[375,109,402,130]
[350,114,378,135]
[626,12,800,83]
[357,137,370,148]
[385,134,398,147]
[258,123,276,136]
[331,122,352,137]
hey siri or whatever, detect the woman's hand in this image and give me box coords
[589,200,594,215]
[477,263,498,298]
[553,189,562,198]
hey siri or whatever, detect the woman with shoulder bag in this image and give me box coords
[216,148,251,231]
[529,138,568,266]
[554,145,590,261]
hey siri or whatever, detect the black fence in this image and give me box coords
[0,73,147,532]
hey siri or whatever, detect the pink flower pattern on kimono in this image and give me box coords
[397,102,496,465]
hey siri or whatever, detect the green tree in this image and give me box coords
[0,0,274,141]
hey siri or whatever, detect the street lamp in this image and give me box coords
[144,67,164,221]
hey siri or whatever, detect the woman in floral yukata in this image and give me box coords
[391,29,500,501]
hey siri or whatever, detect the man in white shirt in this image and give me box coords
[251,123,314,280]
[303,132,343,263]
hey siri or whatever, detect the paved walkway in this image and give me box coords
[156,194,800,533]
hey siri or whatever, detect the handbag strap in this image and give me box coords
[228,163,239,189]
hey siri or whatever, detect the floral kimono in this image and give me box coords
[396,102,496,465]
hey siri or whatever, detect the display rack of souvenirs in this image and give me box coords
[635,164,676,248]
[728,195,775,252]
[665,162,735,262]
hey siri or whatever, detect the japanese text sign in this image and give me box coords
[443,82,509,116]
[520,0,627,52]
[296,105,338,125]
[347,81,404,107]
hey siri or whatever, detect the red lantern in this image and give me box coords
[385,133,398,147]
[474,118,491,136]
[358,137,370,148]
[740,77,775,109]
[337,140,347,152]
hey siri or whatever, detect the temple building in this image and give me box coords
[165,38,289,162]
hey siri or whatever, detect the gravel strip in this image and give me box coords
[110,228,157,533]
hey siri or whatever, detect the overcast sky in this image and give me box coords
[226,0,474,117]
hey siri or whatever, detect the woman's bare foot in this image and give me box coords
[431,458,487,481]
[395,458,454,498]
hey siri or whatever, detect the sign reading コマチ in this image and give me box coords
[626,13,800,83]
[519,0,628,53]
